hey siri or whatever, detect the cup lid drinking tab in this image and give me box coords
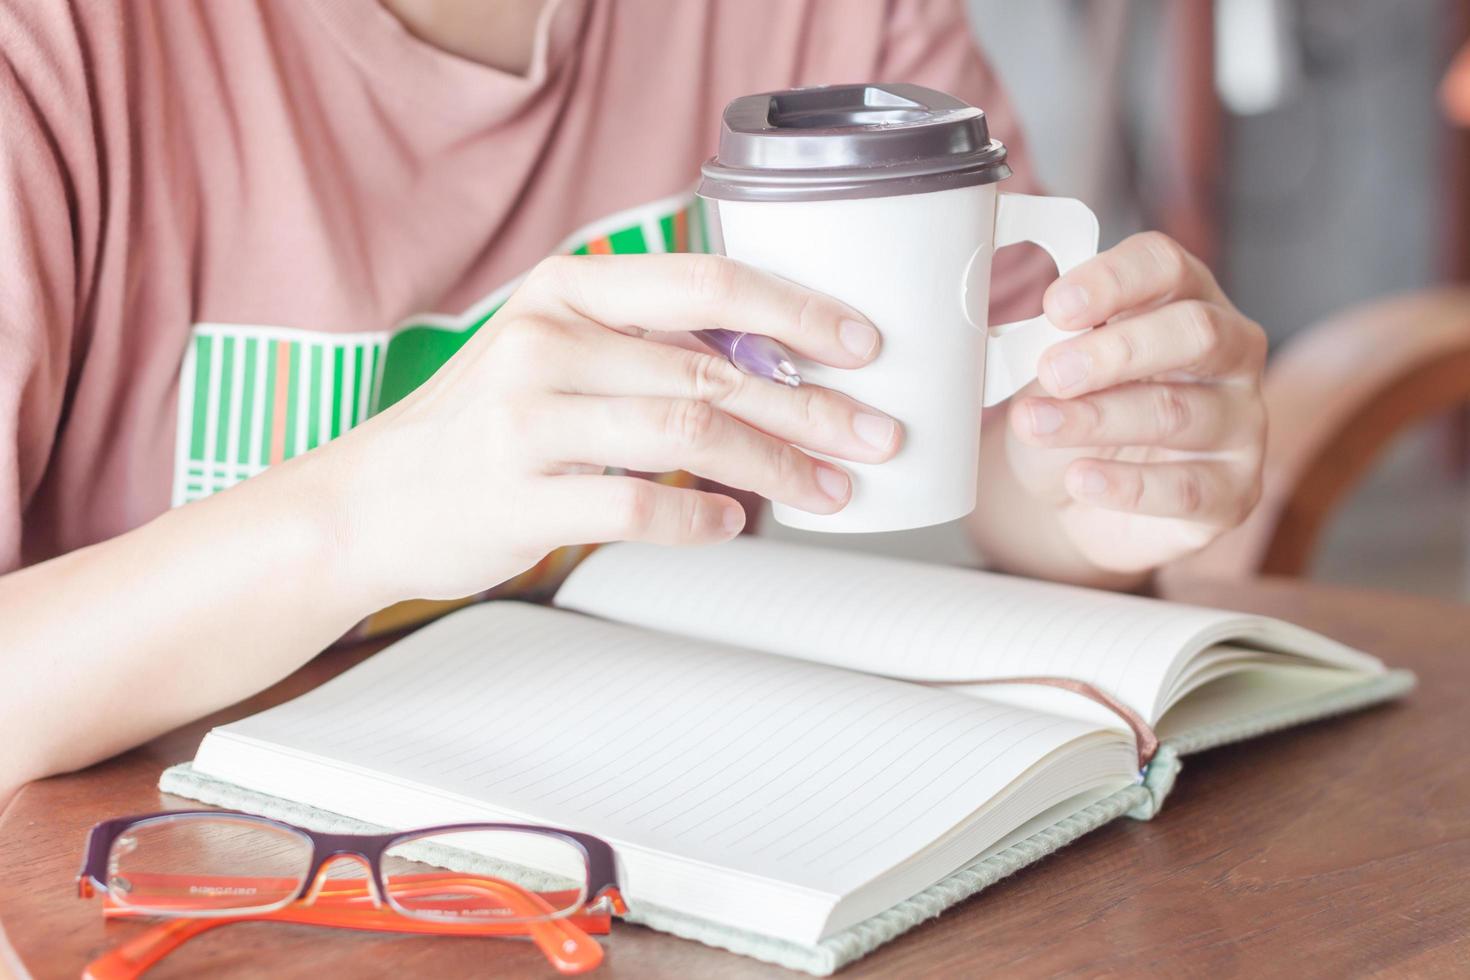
[698,83,1011,203]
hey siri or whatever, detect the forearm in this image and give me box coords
[965,404,1149,591]
[0,443,377,799]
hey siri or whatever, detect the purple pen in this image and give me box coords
[693,329,802,387]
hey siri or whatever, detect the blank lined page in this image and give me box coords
[555,538,1262,721]
[202,602,1118,897]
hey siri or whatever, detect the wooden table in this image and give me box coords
[3,578,1468,978]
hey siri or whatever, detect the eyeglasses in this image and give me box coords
[77,810,627,978]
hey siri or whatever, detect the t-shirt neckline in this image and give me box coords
[304,0,587,128]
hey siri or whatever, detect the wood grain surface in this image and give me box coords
[2,577,1467,978]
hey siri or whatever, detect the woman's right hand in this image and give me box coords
[323,253,902,605]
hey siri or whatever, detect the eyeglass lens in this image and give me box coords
[104,816,590,923]
[382,828,589,923]
[106,814,313,915]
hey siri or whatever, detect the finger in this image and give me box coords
[1042,231,1227,331]
[536,395,852,515]
[510,253,881,367]
[1037,300,1267,398]
[538,475,746,547]
[1064,457,1256,525]
[544,326,901,462]
[1013,383,1261,452]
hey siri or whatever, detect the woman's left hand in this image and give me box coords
[1003,231,1267,575]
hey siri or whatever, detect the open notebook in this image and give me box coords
[164,537,1414,974]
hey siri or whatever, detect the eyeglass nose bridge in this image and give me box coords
[301,851,385,908]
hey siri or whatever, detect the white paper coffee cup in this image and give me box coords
[699,84,1099,533]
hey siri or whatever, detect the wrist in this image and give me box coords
[243,434,401,621]
[971,521,1154,591]
[971,413,1157,592]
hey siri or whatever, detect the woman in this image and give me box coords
[0,0,1266,802]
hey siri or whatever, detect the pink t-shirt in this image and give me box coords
[0,0,1048,578]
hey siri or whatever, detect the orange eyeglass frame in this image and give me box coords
[77,811,628,980]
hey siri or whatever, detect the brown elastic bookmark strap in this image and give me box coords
[962,677,1159,769]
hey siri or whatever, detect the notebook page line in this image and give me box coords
[687,702,1064,853]
[510,656,823,796]
[541,665,878,811]
[717,712,1097,877]
[457,631,777,783]
[399,613,674,762]
[274,621,488,743]
[504,655,819,798]
[786,716,1078,866]
[556,667,931,817]
[420,614,1064,863]
[600,682,936,823]
[322,616,607,762]
[1100,606,1227,709]
[292,617,764,799]
[434,633,741,780]
[686,692,989,844]
[249,635,481,748]
[735,707,1043,853]
[275,611,620,763]
[369,622,611,766]
[560,540,1232,720]
[561,543,1004,680]
[696,708,1093,880]
[296,612,581,751]
[637,680,941,832]
[396,617,907,820]
[725,704,1039,852]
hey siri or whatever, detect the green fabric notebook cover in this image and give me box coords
[158,668,1413,977]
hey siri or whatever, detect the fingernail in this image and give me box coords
[1027,402,1064,436]
[1074,468,1109,496]
[1046,350,1091,392]
[853,412,898,451]
[815,464,851,503]
[722,504,746,534]
[839,319,880,361]
[1050,283,1089,322]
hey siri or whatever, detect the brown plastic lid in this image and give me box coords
[698,83,1011,203]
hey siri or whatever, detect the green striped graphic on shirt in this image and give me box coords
[173,190,710,505]
[173,328,386,504]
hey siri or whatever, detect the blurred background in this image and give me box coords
[768,0,1470,600]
